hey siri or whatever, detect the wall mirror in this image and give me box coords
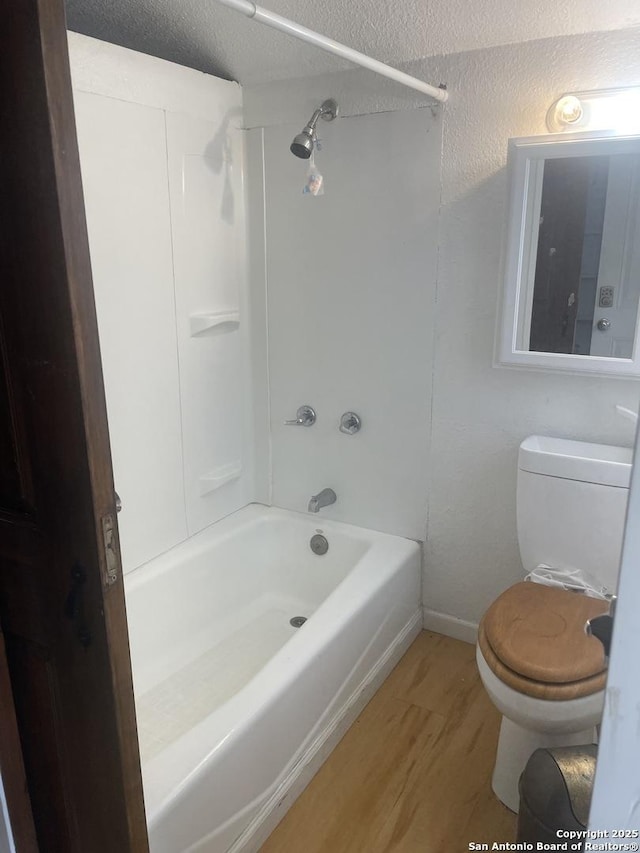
[496,132,640,377]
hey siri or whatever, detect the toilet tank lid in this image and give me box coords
[519,435,633,488]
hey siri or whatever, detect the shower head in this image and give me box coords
[290,129,315,159]
[290,98,338,159]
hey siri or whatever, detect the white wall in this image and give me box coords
[244,25,640,634]
[426,29,640,634]
[247,108,440,539]
[70,34,252,572]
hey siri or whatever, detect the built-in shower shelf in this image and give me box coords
[189,311,240,337]
[199,461,242,496]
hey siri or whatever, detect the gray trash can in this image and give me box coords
[517,745,597,845]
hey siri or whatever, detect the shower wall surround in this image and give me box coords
[247,109,440,539]
[70,31,439,571]
[69,34,253,572]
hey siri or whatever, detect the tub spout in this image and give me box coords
[308,488,337,513]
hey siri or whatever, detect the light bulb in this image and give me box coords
[547,95,583,132]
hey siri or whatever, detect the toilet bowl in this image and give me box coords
[477,581,608,811]
[476,436,633,813]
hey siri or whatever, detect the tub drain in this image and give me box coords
[290,616,307,628]
[310,533,329,555]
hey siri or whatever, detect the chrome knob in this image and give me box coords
[284,405,316,426]
[597,318,611,331]
[339,411,362,435]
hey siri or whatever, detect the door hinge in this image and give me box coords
[101,514,120,587]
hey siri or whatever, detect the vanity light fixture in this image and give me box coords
[547,87,640,134]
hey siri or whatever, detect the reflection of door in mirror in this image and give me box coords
[589,155,640,358]
[529,153,640,358]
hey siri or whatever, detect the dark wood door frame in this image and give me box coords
[0,1,148,849]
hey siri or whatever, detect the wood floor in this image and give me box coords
[261,631,517,853]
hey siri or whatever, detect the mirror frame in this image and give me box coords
[496,130,640,378]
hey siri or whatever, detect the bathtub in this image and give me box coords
[125,504,421,852]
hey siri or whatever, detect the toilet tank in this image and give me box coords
[517,436,633,594]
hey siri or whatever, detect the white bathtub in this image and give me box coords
[125,504,421,852]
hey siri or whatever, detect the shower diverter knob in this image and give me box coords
[339,412,362,434]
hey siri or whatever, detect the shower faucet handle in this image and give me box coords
[284,405,316,427]
[339,412,362,434]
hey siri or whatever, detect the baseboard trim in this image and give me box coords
[422,608,478,645]
[228,610,423,853]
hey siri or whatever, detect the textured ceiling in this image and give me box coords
[65,0,640,86]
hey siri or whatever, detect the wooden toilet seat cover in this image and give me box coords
[479,582,608,699]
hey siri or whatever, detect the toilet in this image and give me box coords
[476,435,633,813]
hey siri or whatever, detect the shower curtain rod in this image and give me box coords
[213,0,448,102]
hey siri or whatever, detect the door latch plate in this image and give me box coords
[101,514,119,587]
